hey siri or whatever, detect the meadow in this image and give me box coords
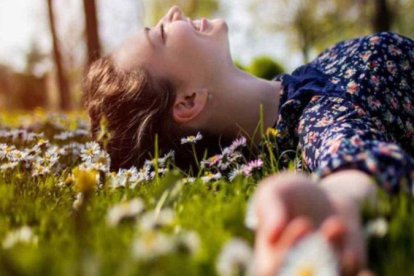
[0,110,413,276]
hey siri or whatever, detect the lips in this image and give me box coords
[200,18,208,32]
[191,18,209,33]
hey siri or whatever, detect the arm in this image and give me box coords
[319,169,377,208]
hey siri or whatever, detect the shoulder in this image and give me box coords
[311,32,413,68]
[361,32,414,53]
[366,31,413,45]
[319,32,413,56]
[357,32,414,64]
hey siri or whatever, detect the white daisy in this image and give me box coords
[365,218,388,238]
[244,196,258,230]
[43,146,61,165]
[0,130,9,139]
[201,154,222,168]
[137,163,152,182]
[277,233,339,276]
[79,151,110,173]
[178,177,196,184]
[7,149,29,162]
[241,159,263,176]
[139,208,175,231]
[74,129,89,137]
[2,226,38,249]
[216,238,253,276]
[27,144,42,157]
[54,131,73,141]
[150,167,168,179]
[114,167,139,188]
[36,138,50,148]
[132,231,176,260]
[80,142,101,162]
[175,230,200,255]
[157,150,175,167]
[31,163,51,177]
[25,132,42,142]
[73,192,84,210]
[218,151,243,171]
[62,142,84,157]
[229,136,247,152]
[228,166,244,181]
[106,198,145,227]
[186,177,196,183]
[0,161,19,171]
[180,132,203,144]
[201,172,222,183]
[0,144,16,160]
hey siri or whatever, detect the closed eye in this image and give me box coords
[160,23,165,43]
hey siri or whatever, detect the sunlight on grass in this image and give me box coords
[0,111,413,275]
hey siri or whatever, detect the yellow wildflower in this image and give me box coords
[266,127,279,138]
[73,167,98,194]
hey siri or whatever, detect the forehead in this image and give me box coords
[111,29,154,72]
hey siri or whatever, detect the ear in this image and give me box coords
[173,88,209,124]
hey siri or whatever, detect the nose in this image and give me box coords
[157,5,186,29]
[167,5,184,22]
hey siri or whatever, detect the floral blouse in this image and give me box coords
[273,31,414,193]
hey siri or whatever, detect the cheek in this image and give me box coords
[167,25,200,56]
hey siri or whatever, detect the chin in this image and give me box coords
[216,18,229,32]
[209,18,228,35]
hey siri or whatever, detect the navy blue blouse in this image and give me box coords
[272,64,346,151]
[270,31,414,192]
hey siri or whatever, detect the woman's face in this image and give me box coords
[113,6,232,89]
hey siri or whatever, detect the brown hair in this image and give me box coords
[83,56,232,172]
[83,56,181,170]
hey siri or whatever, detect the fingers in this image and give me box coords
[261,198,288,245]
[321,216,347,251]
[342,248,361,276]
[278,217,314,249]
[321,216,366,276]
[253,176,289,243]
[254,217,314,276]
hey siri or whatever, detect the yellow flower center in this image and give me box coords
[297,265,315,276]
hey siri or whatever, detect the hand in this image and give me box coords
[320,169,377,275]
[250,172,366,276]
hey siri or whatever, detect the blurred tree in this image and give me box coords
[249,0,373,63]
[24,40,47,76]
[250,0,413,64]
[142,0,219,25]
[248,56,285,80]
[372,0,393,32]
[0,63,47,110]
[393,0,414,38]
[83,0,101,65]
[47,0,71,110]
[353,0,414,37]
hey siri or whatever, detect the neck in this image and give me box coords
[206,65,282,145]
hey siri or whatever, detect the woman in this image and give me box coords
[84,6,414,275]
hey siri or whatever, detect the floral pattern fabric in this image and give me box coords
[273,32,414,193]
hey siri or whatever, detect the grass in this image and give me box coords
[0,110,413,275]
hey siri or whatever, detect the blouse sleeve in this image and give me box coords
[297,95,414,193]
